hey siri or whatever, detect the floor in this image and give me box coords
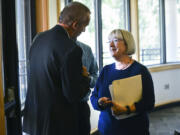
[149,105,180,135]
[93,105,180,135]
[23,105,180,135]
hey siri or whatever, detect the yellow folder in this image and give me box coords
[110,74,142,107]
[109,75,142,119]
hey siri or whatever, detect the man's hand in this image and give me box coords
[82,66,89,77]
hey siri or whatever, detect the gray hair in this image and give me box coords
[59,2,91,26]
[108,29,135,55]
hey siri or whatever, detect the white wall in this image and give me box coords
[151,69,180,105]
[88,100,100,131]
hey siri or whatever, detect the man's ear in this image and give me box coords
[72,21,79,30]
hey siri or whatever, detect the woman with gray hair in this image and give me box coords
[91,29,155,135]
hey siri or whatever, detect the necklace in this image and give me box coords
[115,58,133,70]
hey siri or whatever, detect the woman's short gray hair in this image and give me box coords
[108,29,136,55]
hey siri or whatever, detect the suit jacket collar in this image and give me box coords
[54,24,70,39]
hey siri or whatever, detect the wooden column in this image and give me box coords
[36,0,49,32]
[57,0,60,22]
[130,0,140,61]
[0,0,5,134]
[0,70,5,134]
[0,30,5,135]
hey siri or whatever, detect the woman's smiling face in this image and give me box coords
[108,37,127,59]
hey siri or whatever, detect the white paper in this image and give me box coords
[111,74,142,106]
[109,75,142,119]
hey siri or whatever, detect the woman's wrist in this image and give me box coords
[125,104,136,114]
[98,98,112,109]
[130,104,136,112]
[98,99,103,106]
[125,106,131,115]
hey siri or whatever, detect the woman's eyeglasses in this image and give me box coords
[106,38,124,44]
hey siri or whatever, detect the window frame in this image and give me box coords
[130,0,180,72]
[71,0,130,71]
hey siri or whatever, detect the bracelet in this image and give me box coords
[126,106,131,115]
[98,100,106,107]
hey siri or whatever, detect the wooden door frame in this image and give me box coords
[0,0,6,134]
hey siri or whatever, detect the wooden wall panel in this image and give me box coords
[0,65,5,135]
[57,0,60,22]
[0,0,5,134]
[130,0,140,61]
[36,0,49,32]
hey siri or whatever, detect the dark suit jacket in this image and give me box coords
[23,25,89,135]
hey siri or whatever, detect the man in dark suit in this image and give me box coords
[23,2,91,135]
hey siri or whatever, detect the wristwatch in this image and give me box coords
[126,106,131,115]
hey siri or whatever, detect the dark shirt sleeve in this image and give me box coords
[88,49,98,88]
[61,46,89,103]
[135,67,155,113]
[76,41,98,88]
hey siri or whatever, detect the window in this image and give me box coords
[165,0,180,62]
[138,0,180,65]
[49,0,58,29]
[72,0,97,130]
[16,0,31,108]
[71,0,129,68]
[138,0,161,65]
[74,0,96,54]
[60,0,65,10]
[102,0,128,66]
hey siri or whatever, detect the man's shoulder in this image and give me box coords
[32,27,55,42]
[76,41,91,50]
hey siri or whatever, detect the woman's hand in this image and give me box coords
[98,97,112,108]
[111,102,127,115]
